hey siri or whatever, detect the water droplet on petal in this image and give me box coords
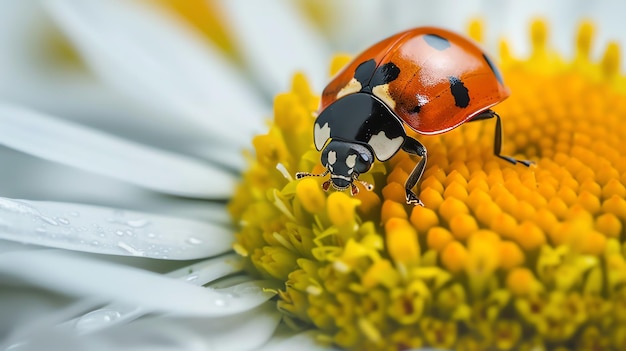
[147,233,156,238]
[75,309,121,332]
[35,226,46,233]
[57,217,70,225]
[69,211,80,217]
[214,299,227,307]
[39,216,58,226]
[126,219,150,228]
[115,230,124,236]
[186,237,203,245]
[186,274,199,282]
[117,242,145,256]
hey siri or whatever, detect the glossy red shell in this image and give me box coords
[320,27,510,135]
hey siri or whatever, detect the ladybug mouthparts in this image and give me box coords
[295,140,375,196]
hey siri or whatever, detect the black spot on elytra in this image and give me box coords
[423,34,451,51]
[370,62,400,87]
[483,53,504,85]
[354,59,377,86]
[410,104,421,114]
[449,76,470,108]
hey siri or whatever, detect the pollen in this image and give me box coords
[230,20,626,350]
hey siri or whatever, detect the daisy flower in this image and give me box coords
[1,0,626,350]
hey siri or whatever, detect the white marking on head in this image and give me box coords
[327,150,337,165]
[346,154,357,168]
[314,122,331,150]
[372,84,396,109]
[336,78,362,99]
[368,131,404,161]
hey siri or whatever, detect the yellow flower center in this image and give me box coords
[229,20,626,350]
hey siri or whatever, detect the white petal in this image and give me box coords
[5,302,281,351]
[47,254,244,334]
[0,285,73,339]
[0,103,236,198]
[0,148,231,223]
[258,330,341,351]
[218,0,332,94]
[0,196,232,259]
[45,0,267,144]
[0,250,275,316]
[0,2,247,168]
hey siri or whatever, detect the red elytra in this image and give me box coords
[320,27,511,135]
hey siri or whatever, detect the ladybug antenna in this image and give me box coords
[352,174,374,192]
[356,179,374,192]
[295,169,329,180]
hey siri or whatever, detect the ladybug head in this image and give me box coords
[296,140,375,196]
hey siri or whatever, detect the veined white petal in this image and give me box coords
[0,3,248,167]
[26,254,245,335]
[0,285,73,340]
[0,196,232,260]
[258,330,341,351]
[0,103,236,198]
[0,147,232,224]
[4,302,281,351]
[0,239,41,254]
[218,0,331,94]
[158,302,281,351]
[0,250,275,316]
[45,0,267,144]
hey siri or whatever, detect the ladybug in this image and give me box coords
[296,27,532,206]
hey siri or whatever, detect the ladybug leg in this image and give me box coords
[401,137,427,206]
[295,169,329,179]
[350,182,360,196]
[471,110,534,167]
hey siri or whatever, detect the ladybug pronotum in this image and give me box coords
[297,27,532,206]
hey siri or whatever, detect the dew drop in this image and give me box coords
[91,240,100,246]
[35,226,47,233]
[125,230,134,236]
[117,242,145,257]
[75,309,121,332]
[147,233,156,238]
[214,299,227,307]
[186,237,203,245]
[115,230,124,236]
[69,211,80,217]
[126,219,150,228]
[57,217,70,225]
[39,216,59,226]
[185,274,199,282]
